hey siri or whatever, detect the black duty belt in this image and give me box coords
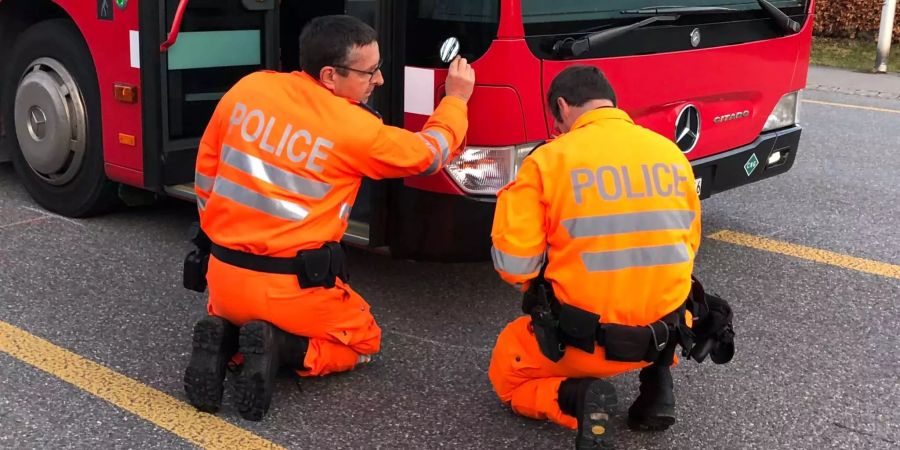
[211,242,348,289]
[525,275,733,365]
[212,244,297,275]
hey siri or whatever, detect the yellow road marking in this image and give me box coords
[0,321,284,450]
[708,230,900,280]
[802,99,900,114]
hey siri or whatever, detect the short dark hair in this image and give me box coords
[299,15,378,79]
[547,66,617,123]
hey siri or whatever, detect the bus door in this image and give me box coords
[343,0,405,248]
[139,0,278,191]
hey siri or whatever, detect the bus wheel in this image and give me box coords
[3,19,118,217]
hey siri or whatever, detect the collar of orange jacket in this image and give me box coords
[570,107,634,132]
[291,70,362,106]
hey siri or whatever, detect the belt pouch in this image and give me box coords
[603,324,651,362]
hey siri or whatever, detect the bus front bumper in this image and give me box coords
[691,125,802,199]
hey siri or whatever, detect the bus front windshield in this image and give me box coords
[522,0,806,23]
[520,0,811,59]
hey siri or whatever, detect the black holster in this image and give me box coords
[183,222,211,293]
[688,293,735,364]
[524,279,565,362]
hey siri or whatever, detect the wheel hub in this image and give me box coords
[14,57,87,186]
[27,106,48,140]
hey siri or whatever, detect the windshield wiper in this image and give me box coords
[620,6,737,14]
[553,15,679,57]
[756,0,801,34]
[551,5,742,58]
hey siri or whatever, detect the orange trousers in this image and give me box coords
[488,316,653,430]
[205,256,381,377]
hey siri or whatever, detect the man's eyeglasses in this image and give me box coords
[334,60,383,82]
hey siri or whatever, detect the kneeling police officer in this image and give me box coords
[487,66,734,449]
[181,15,474,421]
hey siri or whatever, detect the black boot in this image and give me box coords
[184,316,239,413]
[559,378,617,450]
[627,365,675,431]
[277,326,309,371]
[234,321,308,421]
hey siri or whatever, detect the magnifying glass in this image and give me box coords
[439,37,461,64]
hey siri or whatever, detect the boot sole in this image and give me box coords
[627,406,676,432]
[235,321,277,421]
[184,318,236,413]
[576,380,618,450]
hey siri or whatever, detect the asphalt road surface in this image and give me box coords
[1,89,898,449]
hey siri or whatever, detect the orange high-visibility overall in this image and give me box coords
[195,71,468,377]
[488,108,701,429]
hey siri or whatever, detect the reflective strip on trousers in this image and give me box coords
[581,243,690,272]
[222,144,332,199]
[417,134,442,175]
[491,246,544,276]
[422,130,450,163]
[563,210,695,238]
[339,203,351,221]
[195,172,215,194]
[212,176,309,221]
[197,195,207,212]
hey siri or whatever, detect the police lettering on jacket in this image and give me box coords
[570,164,689,204]
[228,102,332,173]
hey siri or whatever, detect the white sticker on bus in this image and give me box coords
[404,66,434,115]
[129,30,140,69]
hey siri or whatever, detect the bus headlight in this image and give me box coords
[445,142,542,195]
[763,91,800,132]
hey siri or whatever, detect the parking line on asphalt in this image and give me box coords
[708,230,900,280]
[802,99,900,114]
[0,320,285,450]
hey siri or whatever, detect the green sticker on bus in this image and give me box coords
[744,153,759,176]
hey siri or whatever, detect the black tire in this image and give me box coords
[4,19,118,217]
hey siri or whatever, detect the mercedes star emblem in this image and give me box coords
[675,105,701,153]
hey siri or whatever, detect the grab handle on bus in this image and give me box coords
[160,0,191,52]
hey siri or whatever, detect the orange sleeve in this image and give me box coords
[350,96,468,179]
[194,96,231,220]
[490,157,548,291]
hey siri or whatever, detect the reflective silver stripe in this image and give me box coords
[195,172,215,193]
[563,210,695,238]
[423,130,450,163]
[581,243,690,272]
[417,134,441,175]
[222,144,331,199]
[213,177,309,221]
[339,202,351,220]
[197,196,207,211]
[491,246,544,276]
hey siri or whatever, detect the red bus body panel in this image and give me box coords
[52,0,144,186]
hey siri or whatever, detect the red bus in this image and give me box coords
[0,0,812,261]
